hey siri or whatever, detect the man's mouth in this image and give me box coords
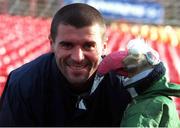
[67,63,88,70]
[69,65,86,70]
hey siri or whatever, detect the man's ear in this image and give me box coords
[48,34,54,51]
[48,34,53,45]
[102,37,108,56]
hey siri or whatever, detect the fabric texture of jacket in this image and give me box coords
[0,52,131,126]
[0,52,168,126]
[120,70,180,128]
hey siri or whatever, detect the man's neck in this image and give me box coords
[68,74,96,95]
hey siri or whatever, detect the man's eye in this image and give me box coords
[60,42,73,49]
[83,43,95,51]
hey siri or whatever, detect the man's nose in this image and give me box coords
[71,47,85,62]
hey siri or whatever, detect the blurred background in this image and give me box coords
[0,0,180,116]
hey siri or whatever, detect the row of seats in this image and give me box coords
[0,15,51,93]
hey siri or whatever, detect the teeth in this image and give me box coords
[69,65,85,70]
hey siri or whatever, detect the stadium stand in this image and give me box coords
[0,14,51,94]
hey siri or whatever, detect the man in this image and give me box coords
[0,3,174,126]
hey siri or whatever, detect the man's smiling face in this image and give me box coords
[51,24,106,88]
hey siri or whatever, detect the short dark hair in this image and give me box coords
[50,3,106,42]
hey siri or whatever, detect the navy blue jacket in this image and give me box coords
[0,53,164,126]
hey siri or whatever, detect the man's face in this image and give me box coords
[51,24,106,88]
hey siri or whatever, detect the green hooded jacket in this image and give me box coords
[120,75,180,128]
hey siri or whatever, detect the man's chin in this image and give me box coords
[67,78,88,92]
[68,78,87,85]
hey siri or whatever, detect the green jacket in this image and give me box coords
[120,76,180,128]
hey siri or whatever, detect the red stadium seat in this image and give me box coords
[0,15,50,95]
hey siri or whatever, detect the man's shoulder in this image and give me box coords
[105,71,124,86]
[9,52,54,83]
[4,53,55,98]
